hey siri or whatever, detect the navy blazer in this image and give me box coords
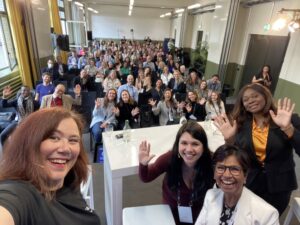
[235,114,300,194]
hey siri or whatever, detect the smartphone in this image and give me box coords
[115,134,123,139]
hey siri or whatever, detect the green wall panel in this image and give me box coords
[204,60,219,79]
[274,79,300,114]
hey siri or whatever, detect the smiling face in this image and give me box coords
[178,132,204,168]
[242,88,266,114]
[188,91,197,102]
[211,92,219,102]
[214,155,245,197]
[164,90,172,101]
[121,90,130,103]
[107,89,117,101]
[39,118,81,189]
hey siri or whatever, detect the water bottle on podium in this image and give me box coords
[204,112,212,132]
[123,120,131,143]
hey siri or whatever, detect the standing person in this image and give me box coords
[35,72,55,104]
[205,91,225,120]
[213,83,300,215]
[0,108,101,225]
[40,84,81,110]
[139,121,214,224]
[252,65,272,88]
[90,89,117,146]
[195,144,279,225]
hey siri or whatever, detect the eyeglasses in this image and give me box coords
[215,165,242,176]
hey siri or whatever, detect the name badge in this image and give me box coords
[178,206,193,223]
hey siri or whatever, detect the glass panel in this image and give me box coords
[59,11,65,19]
[66,21,87,47]
[58,0,64,8]
[1,16,17,69]
[0,19,9,69]
[0,0,5,12]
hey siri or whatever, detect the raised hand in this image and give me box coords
[138,141,155,166]
[270,98,295,129]
[3,86,12,98]
[148,99,157,107]
[113,106,120,116]
[131,107,140,116]
[95,98,102,108]
[213,114,237,142]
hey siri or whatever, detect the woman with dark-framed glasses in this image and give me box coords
[195,144,279,225]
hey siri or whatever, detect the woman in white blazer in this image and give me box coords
[195,144,279,225]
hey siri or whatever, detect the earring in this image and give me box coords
[178,153,181,158]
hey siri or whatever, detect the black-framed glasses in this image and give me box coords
[215,165,242,176]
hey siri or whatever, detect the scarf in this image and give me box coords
[17,95,34,122]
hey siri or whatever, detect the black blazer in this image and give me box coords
[235,114,300,194]
[167,78,186,94]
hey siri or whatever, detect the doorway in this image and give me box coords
[240,34,290,93]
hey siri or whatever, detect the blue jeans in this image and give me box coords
[91,121,105,144]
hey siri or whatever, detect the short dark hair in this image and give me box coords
[212,144,250,175]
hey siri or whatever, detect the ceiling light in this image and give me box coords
[175,9,184,13]
[87,7,94,11]
[93,10,98,14]
[188,3,201,10]
[128,10,132,16]
[272,18,287,31]
[74,1,83,7]
[130,0,134,5]
[68,0,72,2]
[215,5,222,9]
[165,12,171,16]
[129,5,133,10]
[160,15,165,18]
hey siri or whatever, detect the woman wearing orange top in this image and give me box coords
[213,83,300,215]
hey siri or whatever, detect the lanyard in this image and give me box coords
[177,182,194,207]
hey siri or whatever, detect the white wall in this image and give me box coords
[91,5,171,41]
[190,12,213,49]
[92,15,171,41]
[31,0,52,58]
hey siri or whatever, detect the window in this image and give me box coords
[57,0,66,34]
[0,0,17,73]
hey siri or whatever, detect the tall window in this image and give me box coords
[0,0,17,72]
[57,0,66,34]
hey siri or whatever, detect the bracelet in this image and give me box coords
[280,124,293,132]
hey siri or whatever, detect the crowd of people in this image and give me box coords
[0,38,298,225]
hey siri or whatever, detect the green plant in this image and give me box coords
[191,41,208,76]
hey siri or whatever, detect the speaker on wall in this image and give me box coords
[87,31,93,41]
[56,35,70,51]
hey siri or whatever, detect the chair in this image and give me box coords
[122,204,176,225]
[283,197,300,225]
[80,165,94,209]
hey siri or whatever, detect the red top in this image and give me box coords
[51,97,63,107]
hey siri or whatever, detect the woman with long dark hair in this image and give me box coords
[252,65,272,88]
[139,121,214,224]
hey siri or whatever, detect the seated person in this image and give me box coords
[195,144,279,225]
[115,90,139,130]
[0,107,101,225]
[184,91,206,121]
[2,85,39,122]
[168,69,186,102]
[90,89,117,145]
[40,84,81,110]
[35,72,55,104]
[205,91,225,120]
[117,75,139,103]
[102,70,121,93]
[149,89,178,126]
[1,85,39,146]
[73,69,94,92]
[53,55,68,81]
[139,121,214,224]
[207,74,222,94]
